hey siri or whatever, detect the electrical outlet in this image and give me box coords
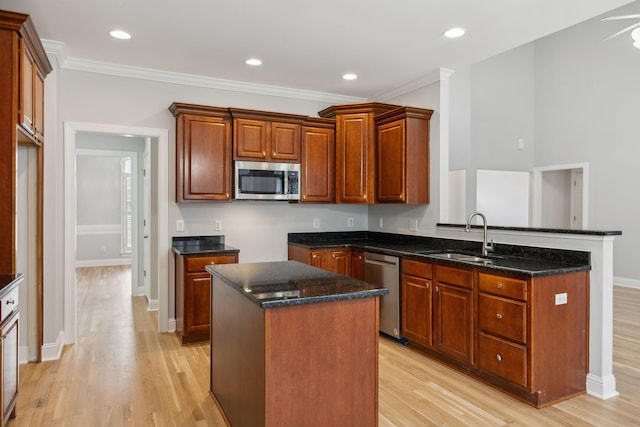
[100,245,107,253]
[555,293,568,305]
[176,220,184,232]
[313,218,320,229]
[378,217,383,229]
[347,218,354,227]
[409,219,418,231]
[214,220,222,231]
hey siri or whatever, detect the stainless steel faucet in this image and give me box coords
[465,212,494,256]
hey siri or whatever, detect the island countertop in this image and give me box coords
[206,260,388,308]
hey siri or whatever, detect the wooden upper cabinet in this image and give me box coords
[375,107,433,204]
[319,103,400,204]
[169,103,232,202]
[229,108,305,162]
[300,118,335,203]
[9,14,52,145]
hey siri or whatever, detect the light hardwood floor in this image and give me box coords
[12,266,640,426]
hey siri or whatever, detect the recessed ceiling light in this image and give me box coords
[342,73,358,81]
[245,58,262,66]
[444,27,465,38]
[109,29,131,40]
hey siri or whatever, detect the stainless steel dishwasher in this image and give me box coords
[363,252,402,341]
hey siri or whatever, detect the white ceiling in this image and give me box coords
[3,0,636,100]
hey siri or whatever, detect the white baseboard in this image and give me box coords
[76,258,132,267]
[147,298,159,311]
[41,330,65,362]
[586,373,619,400]
[614,276,640,289]
[167,317,176,333]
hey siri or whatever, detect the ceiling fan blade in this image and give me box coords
[601,14,640,21]
[604,21,640,40]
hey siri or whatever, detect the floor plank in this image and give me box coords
[12,267,640,426]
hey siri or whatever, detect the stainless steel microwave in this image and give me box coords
[234,161,301,201]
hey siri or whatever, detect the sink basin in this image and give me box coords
[428,252,494,265]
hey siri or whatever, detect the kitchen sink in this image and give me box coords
[427,252,496,265]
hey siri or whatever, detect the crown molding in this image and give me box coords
[40,40,365,104]
[370,69,444,102]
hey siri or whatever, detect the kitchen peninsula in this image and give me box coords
[206,261,388,427]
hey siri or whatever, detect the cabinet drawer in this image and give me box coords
[479,294,526,343]
[479,273,527,301]
[1,286,19,324]
[434,264,472,289]
[186,254,237,272]
[478,333,527,388]
[402,259,432,279]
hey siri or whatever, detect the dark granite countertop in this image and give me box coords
[206,260,388,308]
[437,223,622,236]
[172,235,240,256]
[0,273,23,297]
[288,231,591,277]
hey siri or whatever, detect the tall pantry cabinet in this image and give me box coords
[0,9,52,424]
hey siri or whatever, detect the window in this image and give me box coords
[121,157,133,254]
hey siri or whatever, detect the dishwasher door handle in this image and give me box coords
[364,258,398,267]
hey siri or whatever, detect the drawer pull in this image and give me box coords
[496,353,503,362]
[496,313,503,319]
[262,151,266,158]
[272,151,276,157]
[209,261,215,265]
[496,283,504,289]
[435,285,439,293]
[425,283,430,289]
[6,299,15,305]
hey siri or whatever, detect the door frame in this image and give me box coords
[64,121,169,344]
[532,162,589,229]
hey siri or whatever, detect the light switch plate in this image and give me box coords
[176,220,184,232]
[214,220,222,231]
[313,219,320,229]
[409,219,418,231]
[347,218,354,227]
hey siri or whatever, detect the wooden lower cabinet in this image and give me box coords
[175,253,238,343]
[288,245,354,277]
[433,265,474,364]
[401,259,589,408]
[350,249,364,280]
[401,259,432,346]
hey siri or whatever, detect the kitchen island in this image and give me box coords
[206,261,388,427]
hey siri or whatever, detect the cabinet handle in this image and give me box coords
[496,353,503,362]
[6,299,15,305]
[312,254,320,259]
[302,195,306,200]
[226,193,229,198]
[496,283,504,289]
[209,261,215,265]
[425,283,430,289]
[435,286,439,293]
[363,194,367,201]
[272,151,276,157]
[262,151,266,158]
[496,313,503,319]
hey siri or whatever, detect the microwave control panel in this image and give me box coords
[288,171,299,195]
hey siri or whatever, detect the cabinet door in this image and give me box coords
[402,275,432,346]
[34,69,45,142]
[234,118,268,160]
[271,122,300,161]
[434,282,474,364]
[350,250,364,280]
[20,43,34,135]
[301,126,335,203]
[185,273,211,334]
[328,249,351,276]
[335,113,374,204]
[309,250,327,269]
[377,119,406,202]
[178,114,232,201]
[1,313,18,421]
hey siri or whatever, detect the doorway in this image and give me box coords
[64,122,169,345]
[532,163,589,229]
